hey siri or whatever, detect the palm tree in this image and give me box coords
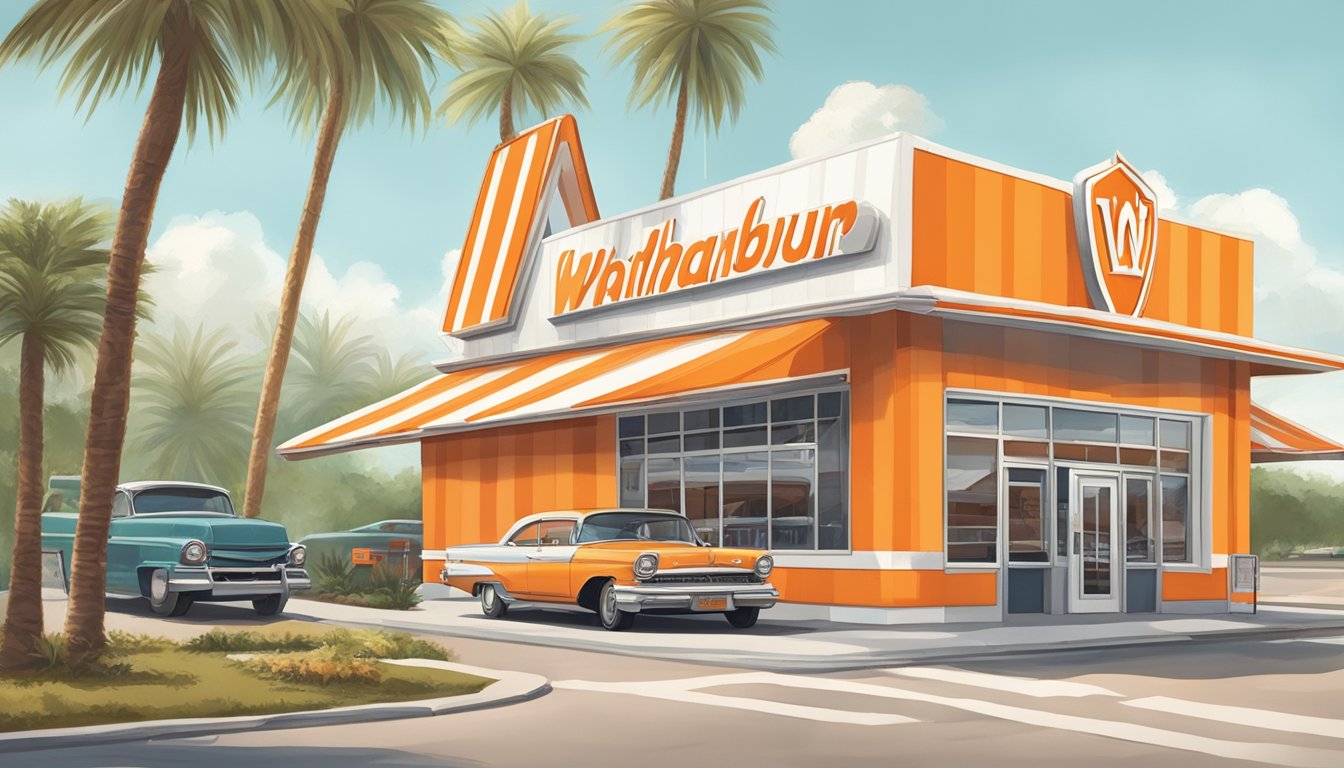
[282,311,379,432]
[243,0,455,519]
[0,198,110,671]
[359,349,431,404]
[0,0,333,663]
[131,323,255,487]
[602,0,775,200]
[438,0,588,142]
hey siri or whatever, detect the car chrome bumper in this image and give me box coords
[613,582,779,613]
[168,564,311,597]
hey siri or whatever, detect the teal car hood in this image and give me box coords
[115,513,290,547]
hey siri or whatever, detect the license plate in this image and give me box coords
[695,596,728,611]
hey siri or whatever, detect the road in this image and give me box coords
[7,626,1344,768]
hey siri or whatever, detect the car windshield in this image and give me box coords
[132,488,234,515]
[575,512,697,544]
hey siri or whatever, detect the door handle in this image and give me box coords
[525,552,543,560]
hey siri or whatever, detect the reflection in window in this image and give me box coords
[684,455,721,545]
[620,460,643,507]
[947,399,998,433]
[946,436,998,563]
[1126,478,1154,563]
[818,416,849,550]
[647,458,681,513]
[722,452,769,549]
[1003,405,1048,439]
[1054,409,1118,443]
[1160,419,1191,450]
[1007,468,1047,562]
[771,449,815,550]
[1161,475,1190,563]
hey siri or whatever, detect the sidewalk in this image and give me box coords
[281,587,1344,673]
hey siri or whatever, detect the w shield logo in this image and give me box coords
[1073,153,1158,316]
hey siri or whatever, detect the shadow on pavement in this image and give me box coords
[104,595,325,629]
[446,602,811,637]
[6,743,479,768]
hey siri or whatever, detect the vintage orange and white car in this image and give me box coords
[440,509,779,630]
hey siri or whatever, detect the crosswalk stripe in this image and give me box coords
[1123,696,1344,740]
[557,673,1344,768]
[553,679,914,726]
[885,667,1120,698]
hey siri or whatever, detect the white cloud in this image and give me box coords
[1140,170,1180,214]
[789,81,943,160]
[1145,172,1344,475]
[143,211,456,362]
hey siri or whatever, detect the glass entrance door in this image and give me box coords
[1069,474,1121,613]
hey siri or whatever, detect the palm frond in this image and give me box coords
[601,0,775,132]
[0,197,112,375]
[437,0,588,129]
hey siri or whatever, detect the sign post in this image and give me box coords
[1230,554,1259,615]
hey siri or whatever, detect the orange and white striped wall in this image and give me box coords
[280,116,1344,624]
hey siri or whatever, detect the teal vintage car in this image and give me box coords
[41,481,311,617]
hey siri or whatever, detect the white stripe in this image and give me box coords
[885,667,1120,698]
[499,333,749,421]
[561,673,1344,767]
[1123,696,1344,740]
[452,146,510,332]
[481,132,541,323]
[338,366,520,443]
[1250,427,1292,450]
[552,679,913,726]
[281,374,444,449]
[425,351,608,427]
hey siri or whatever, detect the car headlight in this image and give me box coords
[288,545,307,567]
[634,553,659,580]
[180,540,208,566]
[754,554,774,579]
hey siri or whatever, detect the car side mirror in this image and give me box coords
[506,541,516,547]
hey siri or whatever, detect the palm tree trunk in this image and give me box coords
[499,79,515,142]
[63,8,193,665]
[659,73,690,201]
[243,83,347,519]
[0,334,47,670]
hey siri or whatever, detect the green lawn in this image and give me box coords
[0,624,493,733]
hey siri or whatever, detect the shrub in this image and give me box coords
[320,628,451,662]
[365,563,422,610]
[309,552,359,597]
[244,645,382,686]
[29,633,66,671]
[184,629,322,654]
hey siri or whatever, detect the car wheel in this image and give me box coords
[480,584,508,618]
[253,594,288,616]
[598,579,635,631]
[147,568,192,617]
[724,607,760,629]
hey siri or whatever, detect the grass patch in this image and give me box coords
[0,626,488,733]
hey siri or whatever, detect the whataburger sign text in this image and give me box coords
[552,197,879,317]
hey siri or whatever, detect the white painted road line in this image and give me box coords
[885,667,1121,698]
[1270,636,1344,646]
[1123,696,1344,740]
[553,679,914,726]
[558,673,1344,768]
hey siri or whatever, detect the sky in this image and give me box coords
[1,0,1342,472]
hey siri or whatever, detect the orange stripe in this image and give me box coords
[460,141,532,327]
[1251,407,1341,451]
[295,369,487,449]
[578,319,838,408]
[443,145,510,333]
[465,333,705,423]
[485,122,560,323]
[935,300,1344,369]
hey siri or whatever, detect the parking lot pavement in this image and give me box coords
[273,589,1344,672]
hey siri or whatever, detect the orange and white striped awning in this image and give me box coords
[442,116,600,337]
[1251,404,1344,463]
[278,319,846,459]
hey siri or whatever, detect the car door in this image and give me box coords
[495,522,540,596]
[525,518,578,598]
[105,491,139,594]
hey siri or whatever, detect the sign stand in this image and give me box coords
[1230,554,1259,615]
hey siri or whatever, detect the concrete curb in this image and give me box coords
[293,607,1344,674]
[0,661,550,753]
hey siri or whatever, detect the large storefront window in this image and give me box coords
[618,388,849,551]
[944,395,1202,568]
